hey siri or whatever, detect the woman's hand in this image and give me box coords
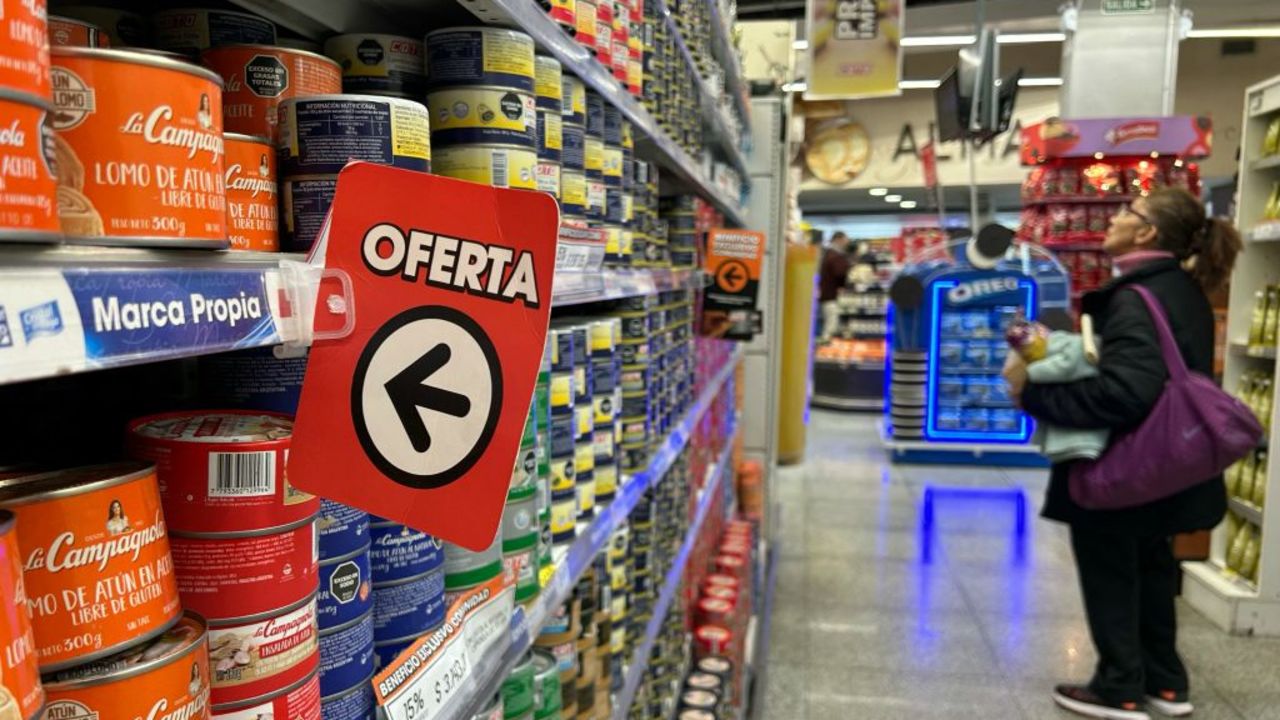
[1002,352,1028,405]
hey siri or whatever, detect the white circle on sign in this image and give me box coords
[352,306,503,489]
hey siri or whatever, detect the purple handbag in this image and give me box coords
[1068,285,1264,509]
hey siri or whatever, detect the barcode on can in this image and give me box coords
[491,151,508,188]
[207,451,276,497]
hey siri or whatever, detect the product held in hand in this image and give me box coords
[0,463,183,671]
[49,47,229,247]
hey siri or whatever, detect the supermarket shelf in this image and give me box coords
[552,267,704,306]
[1251,155,1280,172]
[1229,340,1278,360]
[1229,496,1265,527]
[0,247,707,385]
[652,0,749,180]
[1023,195,1131,206]
[612,418,740,720]
[228,0,749,226]
[745,540,779,720]
[446,346,744,720]
[1246,222,1280,243]
[704,0,751,131]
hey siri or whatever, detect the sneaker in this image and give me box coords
[1052,685,1151,720]
[1145,690,1193,717]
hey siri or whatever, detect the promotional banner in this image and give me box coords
[289,162,560,550]
[805,0,903,100]
[700,228,765,340]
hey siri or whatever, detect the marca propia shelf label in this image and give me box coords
[289,162,559,550]
[0,267,285,383]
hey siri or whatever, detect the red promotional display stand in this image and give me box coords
[1016,115,1212,315]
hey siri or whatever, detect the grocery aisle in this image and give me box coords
[763,410,1280,720]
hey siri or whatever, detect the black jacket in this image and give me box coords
[1021,259,1226,536]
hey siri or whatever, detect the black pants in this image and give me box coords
[1070,527,1189,703]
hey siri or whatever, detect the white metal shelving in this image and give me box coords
[1183,72,1280,636]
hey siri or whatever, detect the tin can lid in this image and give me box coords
[0,87,54,110]
[44,611,208,689]
[51,46,225,88]
[129,410,292,443]
[0,461,153,506]
[224,132,273,145]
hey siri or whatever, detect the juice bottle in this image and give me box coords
[1239,524,1260,582]
[1265,286,1280,346]
[1249,291,1268,346]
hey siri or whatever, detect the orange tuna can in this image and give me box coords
[0,90,61,241]
[211,668,319,719]
[0,0,51,99]
[42,611,210,720]
[0,463,182,672]
[126,411,316,536]
[47,16,110,48]
[0,511,43,720]
[223,133,277,251]
[201,45,341,141]
[208,594,318,706]
[49,47,228,247]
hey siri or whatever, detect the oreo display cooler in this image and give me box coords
[882,228,1071,466]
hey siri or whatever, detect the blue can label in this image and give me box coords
[369,523,444,582]
[279,97,432,176]
[319,612,376,698]
[282,175,337,253]
[561,122,584,171]
[374,634,423,671]
[318,546,373,631]
[585,91,604,135]
[373,568,445,641]
[425,28,536,93]
[319,500,371,561]
[321,679,377,720]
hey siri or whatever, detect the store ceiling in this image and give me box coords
[741,0,1280,30]
[799,183,1024,214]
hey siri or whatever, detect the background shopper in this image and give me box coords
[818,231,852,342]
[1004,187,1243,720]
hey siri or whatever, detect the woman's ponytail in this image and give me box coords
[1188,216,1243,294]
[1143,187,1242,294]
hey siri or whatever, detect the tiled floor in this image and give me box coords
[762,410,1280,720]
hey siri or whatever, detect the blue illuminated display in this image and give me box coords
[924,278,1037,443]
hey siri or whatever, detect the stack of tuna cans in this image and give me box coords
[607,521,632,694]
[0,3,58,244]
[324,34,428,100]
[547,326,579,561]
[426,27,537,190]
[442,529,503,612]
[602,104,632,267]
[661,195,700,269]
[125,411,322,718]
[317,499,376,719]
[589,317,623,505]
[560,74,589,224]
[369,519,444,670]
[614,296,656,474]
[533,342,557,590]
[503,481,541,609]
[562,321,598,525]
[534,55,564,199]
[584,89,607,225]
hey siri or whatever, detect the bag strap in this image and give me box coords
[1127,284,1189,380]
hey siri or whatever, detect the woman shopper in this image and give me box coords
[1004,187,1242,720]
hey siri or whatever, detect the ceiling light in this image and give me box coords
[869,187,889,196]
[900,34,977,47]
[898,79,941,90]
[899,200,918,209]
[885,194,903,202]
[780,81,807,93]
[997,32,1067,44]
[792,40,809,50]
[1018,77,1063,87]
[1187,27,1280,38]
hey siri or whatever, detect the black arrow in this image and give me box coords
[385,343,471,453]
[722,265,744,288]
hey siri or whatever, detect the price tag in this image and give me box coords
[383,638,470,720]
[373,573,512,718]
